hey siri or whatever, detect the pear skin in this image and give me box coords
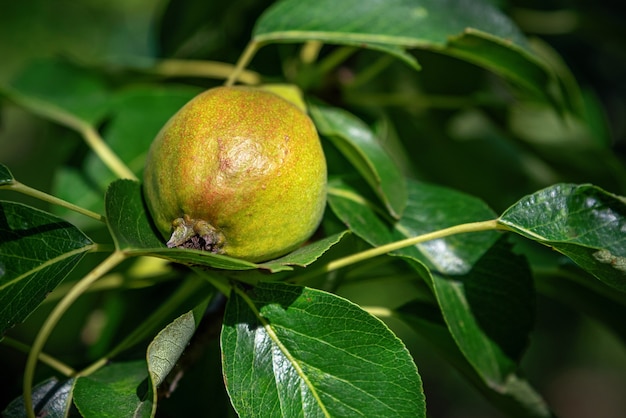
[143,86,327,262]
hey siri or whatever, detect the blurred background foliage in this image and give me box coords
[1,0,626,417]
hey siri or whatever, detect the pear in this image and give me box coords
[143,85,327,262]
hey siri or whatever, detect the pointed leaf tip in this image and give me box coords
[499,183,626,292]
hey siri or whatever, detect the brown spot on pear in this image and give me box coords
[142,85,327,262]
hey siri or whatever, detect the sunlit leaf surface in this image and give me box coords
[222,282,425,417]
[253,0,566,108]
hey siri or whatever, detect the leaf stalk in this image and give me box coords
[5,181,106,222]
[23,251,127,418]
[225,40,262,87]
[295,219,502,284]
[2,337,75,376]
[79,124,138,181]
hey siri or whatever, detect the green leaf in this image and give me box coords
[394,181,498,274]
[143,303,208,417]
[221,282,425,417]
[73,360,152,418]
[253,0,564,107]
[257,0,528,47]
[509,102,595,147]
[0,201,94,336]
[253,1,420,70]
[105,275,215,362]
[499,183,626,292]
[258,230,350,272]
[310,102,407,219]
[328,177,498,275]
[328,178,531,388]
[398,301,552,418]
[327,176,396,240]
[2,377,75,418]
[441,30,562,111]
[1,58,110,126]
[104,179,164,251]
[147,309,202,388]
[0,163,15,185]
[429,237,535,386]
[151,248,262,271]
[254,0,527,68]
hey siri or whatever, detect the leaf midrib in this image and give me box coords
[234,286,331,418]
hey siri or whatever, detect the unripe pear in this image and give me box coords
[143,85,327,262]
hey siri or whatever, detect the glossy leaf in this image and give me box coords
[395,180,498,274]
[254,0,525,67]
[328,177,498,275]
[398,301,552,418]
[258,230,350,272]
[253,0,565,108]
[328,178,535,388]
[104,179,164,251]
[222,282,425,417]
[0,201,94,336]
[73,360,152,418]
[255,0,527,47]
[150,248,262,271]
[310,102,407,219]
[327,177,397,242]
[430,237,535,386]
[2,377,75,418]
[499,183,626,292]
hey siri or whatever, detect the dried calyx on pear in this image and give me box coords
[142,85,327,262]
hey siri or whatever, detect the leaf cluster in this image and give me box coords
[1,0,626,417]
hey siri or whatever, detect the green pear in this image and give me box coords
[143,85,327,262]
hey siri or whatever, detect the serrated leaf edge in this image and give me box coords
[232,285,332,418]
